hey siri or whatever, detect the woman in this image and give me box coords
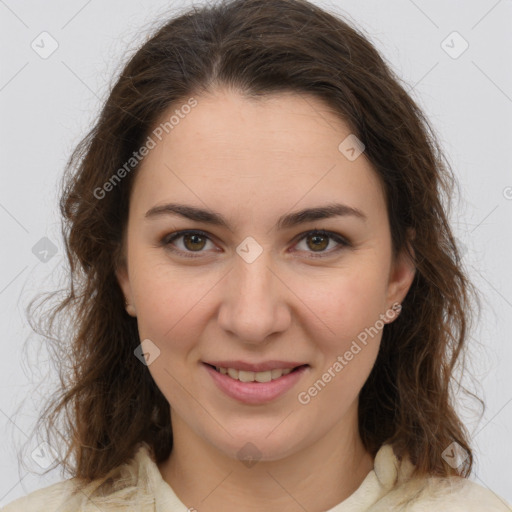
[4,0,510,510]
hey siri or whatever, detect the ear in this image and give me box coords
[116,261,137,317]
[384,228,416,323]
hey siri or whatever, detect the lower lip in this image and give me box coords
[203,363,309,405]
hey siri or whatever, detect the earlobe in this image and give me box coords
[115,263,137,317]
[125,301,137,317]
[383,301,402,324]
[386,231,416,317]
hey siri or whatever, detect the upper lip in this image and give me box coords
[204,360,308,372]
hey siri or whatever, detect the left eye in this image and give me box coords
[293,230,349,256]
[161,229,349,258]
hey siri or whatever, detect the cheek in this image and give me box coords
[307,340,380,415]
[296,265,389,352]
[298,272,385,408]
[132,270,206,405]
[130,260,207,352]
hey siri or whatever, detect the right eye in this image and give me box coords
[161,230,219,258]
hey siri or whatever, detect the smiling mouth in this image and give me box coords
[205,363,308,383]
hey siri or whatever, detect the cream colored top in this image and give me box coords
[2,442,510,511]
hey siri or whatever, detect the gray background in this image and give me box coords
[1,0,511,507]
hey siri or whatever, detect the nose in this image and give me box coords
[217,247,291,345]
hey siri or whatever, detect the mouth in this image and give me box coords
[204,363,309,383]
[202,362,310,404]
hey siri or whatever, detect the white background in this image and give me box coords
[0,0,511,507]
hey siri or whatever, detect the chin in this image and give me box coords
[200,420,313,464]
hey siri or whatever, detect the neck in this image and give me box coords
[157,406,375,512]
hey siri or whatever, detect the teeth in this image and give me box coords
[238,370,254,382]
[271,368,283,379]
[214,366,295,382]
[255,371,272,383]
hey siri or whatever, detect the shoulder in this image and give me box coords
[1,478,82,512]
[375,472,511,511]
[1,443,157,512]
[370,444,511,511]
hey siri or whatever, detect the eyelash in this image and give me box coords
[160,229,350,259]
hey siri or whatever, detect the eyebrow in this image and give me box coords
[145,202,367,230]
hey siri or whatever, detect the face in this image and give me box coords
[116,88,415,462]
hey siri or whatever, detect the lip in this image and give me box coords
[204,360,307,372]
[203,362,309,404]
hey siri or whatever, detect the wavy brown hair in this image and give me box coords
[23,0,481,487]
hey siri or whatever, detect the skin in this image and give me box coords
[116,87,416,512]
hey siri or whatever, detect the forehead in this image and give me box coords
[130,89,386,226]
[148,89,354,166]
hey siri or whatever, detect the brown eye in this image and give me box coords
[182,232,207,251]
[162,230,216,258]
[294,229,349,257]
[305,233,329,252]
